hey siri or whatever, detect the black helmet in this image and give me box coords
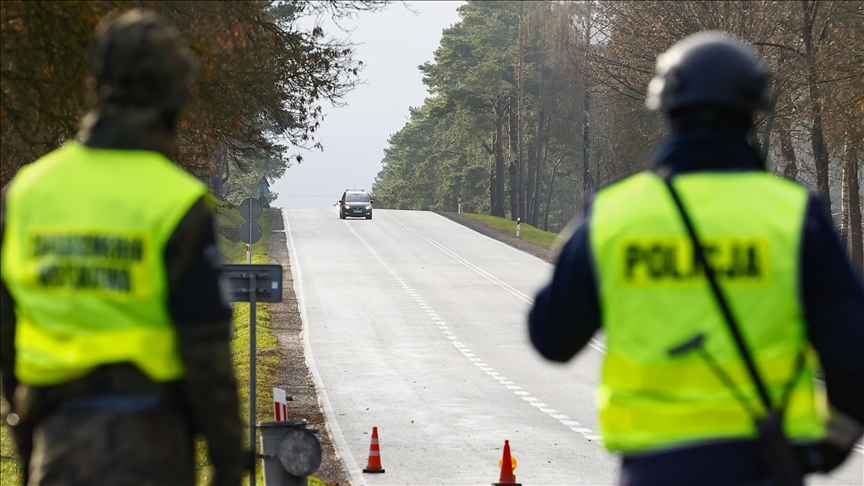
[89,10,196,112]
[645,31,770,114]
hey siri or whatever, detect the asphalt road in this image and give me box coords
[282,208,863,486]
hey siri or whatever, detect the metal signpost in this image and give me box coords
[240,197,263,264]
[221,263,283,486]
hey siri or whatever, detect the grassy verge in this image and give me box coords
[204,206,281,486]
[0,423,22,486]
[461,213,560,249]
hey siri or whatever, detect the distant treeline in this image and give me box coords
[371,1,862,272]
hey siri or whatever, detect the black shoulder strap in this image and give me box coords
[658,170,775,413]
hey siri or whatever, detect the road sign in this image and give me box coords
[256,177,271,196]
[240,220,262,244]
[277,428,322,477]
[220,264,282,303]
[240,197,263,221]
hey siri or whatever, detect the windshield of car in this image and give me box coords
[345,193,369,202]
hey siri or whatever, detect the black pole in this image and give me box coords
[249,272,257,486]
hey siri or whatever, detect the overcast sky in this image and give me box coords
[270,2,463,209]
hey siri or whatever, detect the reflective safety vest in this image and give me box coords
[1,142,208,386]
[589,171,825,453]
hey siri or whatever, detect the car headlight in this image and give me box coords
[365,205,371,210]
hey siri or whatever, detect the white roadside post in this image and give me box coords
[458,197,462,214]
[516,217,521,237]
[273,387,289,421]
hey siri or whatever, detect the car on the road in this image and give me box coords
[338,190,373,219]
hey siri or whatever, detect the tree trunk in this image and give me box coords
[801,0,831,216]
[582,88,591,200]
[777,117,798,181]
[220,148,230,189]
[493,112,506,218]
[544,155,564,232]
[209,149,230,197]
[508,100,519,220]
[526,140,535,224]
[485,136,497,216]
[581,2,593,201]
[840,161,849,249]
[843,124,863,276]
[517,1,526,222]
[531,110,546,227]
[489,157,496,215]
[509,159,518,220]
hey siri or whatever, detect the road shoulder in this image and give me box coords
[434,211,557,263]
[267,210,349,485]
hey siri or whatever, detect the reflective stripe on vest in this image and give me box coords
[589,171,824,453]
[1,142,207,386]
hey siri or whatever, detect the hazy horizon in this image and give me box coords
[270,2,463,209]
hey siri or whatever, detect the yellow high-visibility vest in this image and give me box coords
[1,142,208,386]
[589,171,824,453]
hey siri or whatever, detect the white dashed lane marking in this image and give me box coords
[382,212,607,355]
[344,219,603,446]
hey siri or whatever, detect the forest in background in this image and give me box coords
[371,0,863,273]
[1,0,385,204]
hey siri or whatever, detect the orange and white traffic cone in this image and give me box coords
[493,440,521,486]
[362,426,385,473]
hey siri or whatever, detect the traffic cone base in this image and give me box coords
[363,426,386,474]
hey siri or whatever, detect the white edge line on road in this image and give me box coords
[382,210,606,355]
[282,210,367,486]
[343,218,604,447]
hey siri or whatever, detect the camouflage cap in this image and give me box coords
[90,10,196,112]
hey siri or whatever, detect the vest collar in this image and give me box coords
[652,129,763,175]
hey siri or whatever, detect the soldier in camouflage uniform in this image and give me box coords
[0,10,246,486]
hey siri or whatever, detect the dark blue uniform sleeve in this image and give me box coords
[800,196,864,423]
[528,218,602,362]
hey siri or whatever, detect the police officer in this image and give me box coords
[528,31,864,485]
[0,10,245,485]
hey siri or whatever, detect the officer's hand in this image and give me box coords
[819,440,852,473]
[208,450,253,486]
[819,409,864,473]
[208,470,243,486]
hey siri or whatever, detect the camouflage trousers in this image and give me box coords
[28,396,195,486]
